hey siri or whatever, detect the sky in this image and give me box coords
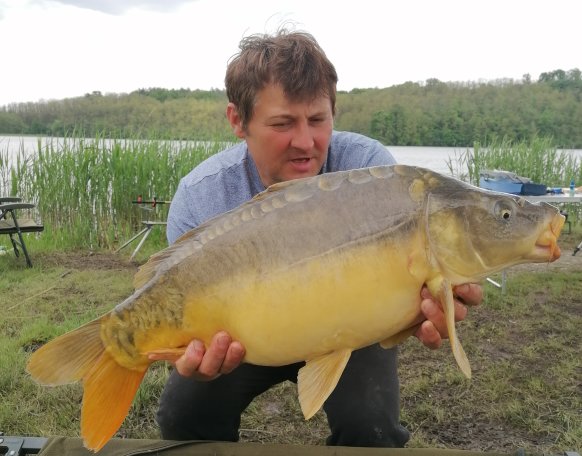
[0,0,580,106]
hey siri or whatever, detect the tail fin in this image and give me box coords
[27,318,148,452]
[27,319,105,385]
[82,351,146,451]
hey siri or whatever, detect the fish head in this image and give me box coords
[424,176,564,282]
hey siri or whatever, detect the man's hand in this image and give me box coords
[149,331,245,381]
[415,283,483,349]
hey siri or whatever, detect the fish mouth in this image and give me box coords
[527,212,564,262]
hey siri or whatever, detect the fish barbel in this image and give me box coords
[26,165,564,451]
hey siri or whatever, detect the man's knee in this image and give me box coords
[156,372,242,441]
[157,404,240,441]
[323,345,409,447]
[325,415,410,447]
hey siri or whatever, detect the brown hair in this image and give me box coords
[225,29,338,129]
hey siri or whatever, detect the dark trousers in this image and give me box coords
[156,345,409,448]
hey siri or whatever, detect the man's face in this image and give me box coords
[227,83,334,187]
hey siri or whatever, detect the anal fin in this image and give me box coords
[297,348,352,420]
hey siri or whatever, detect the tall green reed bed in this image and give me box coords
[451,136,582,219]
[2,134,580,253]
[0,136,231,250]
[452,136,581,189]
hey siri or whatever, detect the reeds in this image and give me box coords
[451,136,582,219]
[453,136,581,188]
[2,134,579,252]
[0,134,232,250]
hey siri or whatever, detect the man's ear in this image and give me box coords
[226,103,246,139]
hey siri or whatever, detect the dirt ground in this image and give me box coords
[36,250,141,271]
[30,234,581,453]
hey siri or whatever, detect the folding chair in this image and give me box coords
[0,435,46,456]
[116,197,170,260]
[0,197,44,267]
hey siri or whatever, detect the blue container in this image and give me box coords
[479,170,547,196]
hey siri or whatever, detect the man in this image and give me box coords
[155,29,482,447]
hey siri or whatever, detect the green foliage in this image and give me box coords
[2,68,582,146]
[132,87,226,102]
[370,105,415,145]
[538,68,582,91]
[336,70,582,147]
[0,111,26,133]
[0,91,233,140]
[453,135,582,188]
[1,134,580,253]
[0,134,232,250]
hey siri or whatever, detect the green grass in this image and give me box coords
[0,232,580,453]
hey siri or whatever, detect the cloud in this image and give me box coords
[49,0,198,15]
[0,0,10,20]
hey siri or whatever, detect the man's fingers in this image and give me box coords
[153,331,245,381]
[454,300,468,322]
[175,339,205,377]
[420,298,446,336]
[420,297,467,339]
[221,341,246,374]
[415,320,442,349]
[416,283,481,350]
[195,331,231,378]
[453,283,483,307]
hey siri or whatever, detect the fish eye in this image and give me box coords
[494,201,513,221]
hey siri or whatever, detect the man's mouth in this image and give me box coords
[288,157,314,173]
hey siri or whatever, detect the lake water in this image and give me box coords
[387,145,472,175]
[1,135,581,178]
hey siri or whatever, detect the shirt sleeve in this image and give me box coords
[166,179,200,245]
[328,132,397,171]
[361,139,397,167]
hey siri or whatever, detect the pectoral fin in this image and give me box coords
[297,348,352,419]
[428,277,471,378]
[380,324,421,349]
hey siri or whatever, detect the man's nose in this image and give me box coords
[290,121,315,150]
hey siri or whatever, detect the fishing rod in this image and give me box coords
[131,196,172,208]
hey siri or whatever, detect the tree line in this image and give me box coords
[1,68,581,147]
